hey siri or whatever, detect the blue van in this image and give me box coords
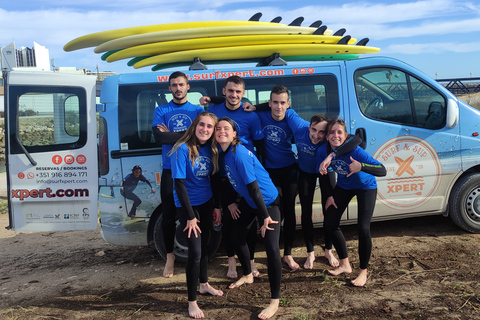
[5,56,480,261]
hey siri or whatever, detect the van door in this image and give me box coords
[5,71,98,231]
[343,59,460,219]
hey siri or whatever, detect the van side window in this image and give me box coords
[355,68,446,129]
[9,86,87,154]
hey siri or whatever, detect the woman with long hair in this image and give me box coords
[215,117,281,320]
[169,112,223,318]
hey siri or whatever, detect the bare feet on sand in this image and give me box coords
[324,249,339,267]
[327,258,352,276]
[229,273,254,288]
[282,255,300,270]
[227,256,238,279]
[303,251,315,269]
[258,299,279,319]
[188,301,204,319]
[163,252,175,278]
[251,260,260,277]
[351,268,368,287]
[199,282,224,296]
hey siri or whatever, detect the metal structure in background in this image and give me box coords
[436,77,480,95]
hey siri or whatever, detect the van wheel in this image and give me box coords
[153,214,222,263]
[449,173,480,233]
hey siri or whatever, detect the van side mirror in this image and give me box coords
[446,98,459,128]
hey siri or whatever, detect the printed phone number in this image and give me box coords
[37,172,87,178]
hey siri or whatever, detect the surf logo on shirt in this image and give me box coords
[169,114,193,132]
[193,156,213,180]
[264,125,287,145]
[297,142,316,156]
[224,165,237,188]
[331,159,350,176]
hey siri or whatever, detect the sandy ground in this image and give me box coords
[1,200,479,320]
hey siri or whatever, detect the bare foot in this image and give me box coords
[188,300,204,319]
[282,255,300,270]
[163,252,175,278]
[303,251,315,269]
[324,249,339,267]
[227,256,238,279]
[258,299,279,319]
[251,260,260,277]
[229,273,254,288]
[351,268,368,287]
[199,282,224,296]
[327,258,352,276]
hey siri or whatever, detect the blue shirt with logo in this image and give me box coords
[208,103,264,153]
[171,143,213,207]
[222,144,278,209]
[152,101,204,169]
[257,110,296,169]
[317,145,380,190]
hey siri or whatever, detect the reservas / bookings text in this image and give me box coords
[11,188,89,201]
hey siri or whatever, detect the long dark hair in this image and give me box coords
[326,117,351,153]
[216,117,242,152]
[169,112,219,173]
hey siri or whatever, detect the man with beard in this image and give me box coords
[152,71,205,278]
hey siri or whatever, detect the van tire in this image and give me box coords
[449,173,480,233]
[153,214,223,263]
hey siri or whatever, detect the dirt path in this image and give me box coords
[1,207,479,319]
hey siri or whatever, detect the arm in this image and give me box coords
[319,135,363,173]
[246,180,278,237]
[200,96,225,105]
[347,156,387,177]
[152,126,185,146]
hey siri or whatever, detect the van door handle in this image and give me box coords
[355,128,367,150]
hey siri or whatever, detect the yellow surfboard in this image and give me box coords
[94,24,331,53]
[133,43,380,69]
[106,34,357,62]
[64,20,283,51]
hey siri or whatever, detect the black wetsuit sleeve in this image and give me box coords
[334,135,362,157]
[253,138,266,165]
[174,179,196,220]
[361,163,387,177]
[209,96,226,105]
[255,102,270,111]
[152,126,185,146]
[246,180,269,220]
[210,173,222,209]
[319,172,334,199]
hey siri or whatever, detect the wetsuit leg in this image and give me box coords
[356,188,377,269]
[123,190,141,216]
[263,199,282,299]
[220,178,236,258]
[161,169,177,253]
[298,169,317,253]
[231,199,256,276]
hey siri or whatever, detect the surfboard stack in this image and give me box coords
[64,13,380,71]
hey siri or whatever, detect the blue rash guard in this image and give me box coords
[284,109,325,174]
[171,143,213,207]
[256,110,296,169]
[317,145,382,190]
[222,144,278,217]
[152,101,204,169]
[208,102,264,153]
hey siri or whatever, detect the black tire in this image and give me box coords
[153,214,222,263]
[449,172,480,233]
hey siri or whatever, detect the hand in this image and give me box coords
[157,123,169,132]
[183,218,201,238]
[151,187,156,194]
[213,208,222,225]
[242,102,256,112]
[228,203,241,220]
[319,153,334,175]
[260,216,278,238]
[347,156,362,177]
[199,96,211,105]
[325,196,337,210]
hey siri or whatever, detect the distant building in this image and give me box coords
[1,41,50,72]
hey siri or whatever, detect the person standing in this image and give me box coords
[169,112,223,318]
[120,165,156,218]
[152,71,205,278]
[215,117,281,320]
[317,118,386,287]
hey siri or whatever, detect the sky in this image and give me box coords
[1,0,480,80]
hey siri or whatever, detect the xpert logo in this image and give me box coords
[373,136,441,209]
[11,188,90,201]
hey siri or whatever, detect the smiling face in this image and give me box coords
[215,120,237,150]
[195,115,215,144]
[268,92,290,121]
[327,122,348,150]
[222,81,245,110]
[168,76,190,103]
[308,120,327,145]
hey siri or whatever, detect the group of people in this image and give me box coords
[150,71,386,319]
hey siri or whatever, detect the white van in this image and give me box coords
[5,56,480,261]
